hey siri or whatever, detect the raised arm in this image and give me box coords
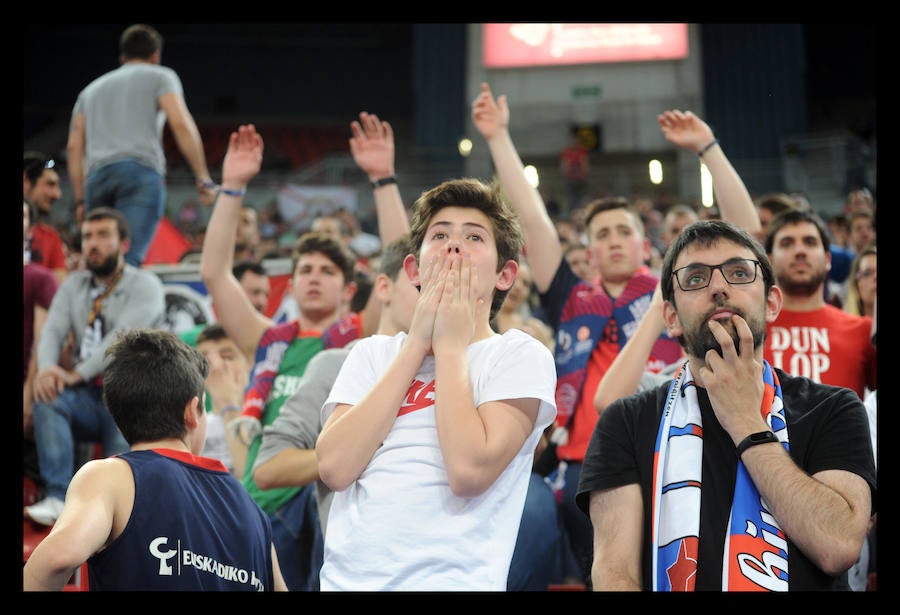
[349,111,410,245]
[593,283,669,415]
[657,110,760,234]
[472,82,561,293]
[200,125,270,360]
[593,110,754,416]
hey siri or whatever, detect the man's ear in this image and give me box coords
[342,279,358,307]
[495,259,519,292]
[662,299,683,338]
[372,273,392,304]
[765,285,783,324]
[640,237,652,266]
[403,254,421,291]
[183,395,202,430]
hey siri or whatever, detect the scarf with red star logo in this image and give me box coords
[651,360,790,591]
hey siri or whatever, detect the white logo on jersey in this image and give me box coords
[149,536,178,575]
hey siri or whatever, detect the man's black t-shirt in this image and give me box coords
[576,368,876,591]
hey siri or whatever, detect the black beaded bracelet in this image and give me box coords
[371,175,398,189]
[698,138,719,157]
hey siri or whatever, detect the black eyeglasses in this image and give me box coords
[672,258,760,291]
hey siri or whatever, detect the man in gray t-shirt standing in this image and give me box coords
[66,23,217,268]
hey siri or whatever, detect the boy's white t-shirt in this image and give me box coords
[320,329,557,591]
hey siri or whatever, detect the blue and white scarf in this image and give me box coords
[651,360,790,591]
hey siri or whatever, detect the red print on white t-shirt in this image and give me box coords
[399,379,436,416]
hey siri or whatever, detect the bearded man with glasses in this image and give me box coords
[576,219,875,591]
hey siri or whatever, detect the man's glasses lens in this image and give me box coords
[674,259,759,291]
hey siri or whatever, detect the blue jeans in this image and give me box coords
[508,472,567,590]
[86,160,166,268]
[269,483,324,591]
[32,385,129,500]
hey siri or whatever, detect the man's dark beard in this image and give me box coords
[87,252,119,277]
[776,267,826,298]
[680,305,767,359]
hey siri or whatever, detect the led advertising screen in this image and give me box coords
[483,23,689,68]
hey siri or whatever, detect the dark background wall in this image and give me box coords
[23,23,876,145]
[24,23,417,135]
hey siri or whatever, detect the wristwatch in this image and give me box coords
[735,430,779,458]
[371,175,398,189]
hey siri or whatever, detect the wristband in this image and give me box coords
[735,430,778,458]
[698,138,719,157]
[220,404,241,416]
[220,186,247,197]
[199,179,218,190]
[371,175,397,189]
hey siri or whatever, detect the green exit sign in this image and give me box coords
[571,85,602,99]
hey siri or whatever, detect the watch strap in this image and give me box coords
[371,175,397,189]
[735,430,778,458]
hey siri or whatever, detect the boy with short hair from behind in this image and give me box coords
[23,328,286,591]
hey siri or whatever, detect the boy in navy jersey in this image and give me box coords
[23,328,287,591]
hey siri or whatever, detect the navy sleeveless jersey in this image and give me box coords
[88,449,275,591]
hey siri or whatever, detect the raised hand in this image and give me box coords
[657,109,715,154]
[349,112,395,180]
[471,82,509,141]
[221,124,264,188]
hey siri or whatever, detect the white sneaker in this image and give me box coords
[24,496,65,526]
